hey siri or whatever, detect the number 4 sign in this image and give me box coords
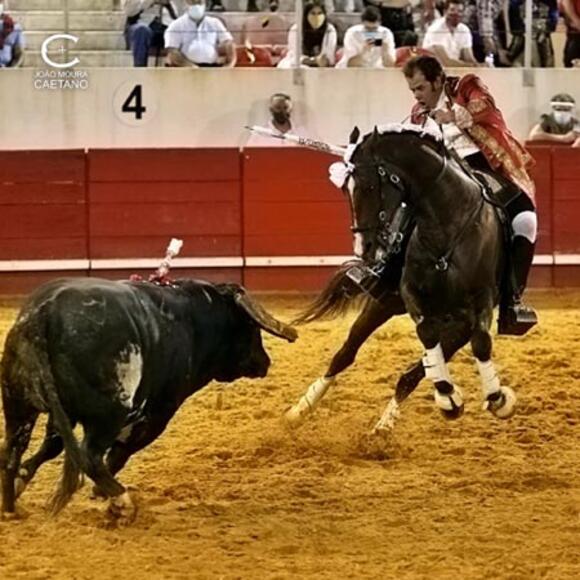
[113,80,158,127]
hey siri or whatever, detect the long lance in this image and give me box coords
[245,126,347,157]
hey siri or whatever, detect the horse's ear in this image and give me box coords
[349,126,360,144]
[372,126,380,140]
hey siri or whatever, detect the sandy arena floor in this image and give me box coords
[0,290,578,580]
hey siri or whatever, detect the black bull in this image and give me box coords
[0,277,296,521]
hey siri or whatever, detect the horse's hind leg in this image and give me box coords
[16,417,65,499]
[471,313,517,419]
[416,317,466,420]
[374,321,472,433]
[1,390,39,518]
[285,296,404,428]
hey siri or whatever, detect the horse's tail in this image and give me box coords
[293,261,368,325]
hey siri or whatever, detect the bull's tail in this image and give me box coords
[42,382,85,516]
[22,326,86,515]
[293,261,368,325]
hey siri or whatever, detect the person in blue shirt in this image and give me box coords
[0,4,24,68]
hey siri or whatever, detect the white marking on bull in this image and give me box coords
[115,344,143,409]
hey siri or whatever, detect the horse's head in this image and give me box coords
[345,127,409,263]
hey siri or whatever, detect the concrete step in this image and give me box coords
[25,30,126,51]
[8,0,117,10]
[24,49,133,67]
[11,11,126,31]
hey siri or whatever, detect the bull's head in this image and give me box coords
[216,285,297,381]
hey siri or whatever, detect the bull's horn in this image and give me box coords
[235,291,298,343]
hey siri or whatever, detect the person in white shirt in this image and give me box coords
[164,0,236,67]
[422,0,478,67]
[336,6,396,68]
[123,0,179,67]
[277,1,337,69]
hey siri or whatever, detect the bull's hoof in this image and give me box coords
[107,491,137,527]
[14,477,27,499]
[1,511,19,521]
[484,387,516,419]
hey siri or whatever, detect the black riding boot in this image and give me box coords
[498,236,538,336]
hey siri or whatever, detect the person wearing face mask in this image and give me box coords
[528,94,580,144]
[0,3,24,68]
[123,0,179,67]
[245,93,310,147]
[336,6,396,68]
[164,0,236,67]
[422,0,478,66]
[277,1,337,69]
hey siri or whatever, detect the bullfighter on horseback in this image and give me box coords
[352,55,538,336]
[404,55,537,335]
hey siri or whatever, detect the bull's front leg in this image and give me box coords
[285,297,400,428]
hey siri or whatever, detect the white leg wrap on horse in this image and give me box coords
[476,359,501,398]
[422,344,452,384]
[511,211,537,243]
[285,376,336,425]
[374,397,400,432]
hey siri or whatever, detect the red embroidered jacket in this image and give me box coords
[410,74,536,203]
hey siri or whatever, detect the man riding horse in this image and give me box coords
[354,55,538,336]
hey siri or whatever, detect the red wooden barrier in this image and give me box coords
[550,148,580,286]
[88,149,242,260]
[242,147,351,290]
[0,150,88,293]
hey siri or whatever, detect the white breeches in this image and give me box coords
[511,211,537,244]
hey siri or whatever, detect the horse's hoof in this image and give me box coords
[91,485,107,501]
[435,386,464,420]
[484,386,516,419]
[283,402,309,429]
[440,404,465,420]
[107,491,137,527]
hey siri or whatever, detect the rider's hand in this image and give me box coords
[431,109,455,125]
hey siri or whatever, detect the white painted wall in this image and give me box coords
[1,68,579,150]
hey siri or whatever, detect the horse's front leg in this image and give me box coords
[285,296,403,428]
[416,317,466,419]
[374,320,473,433]
[471,311,517,419]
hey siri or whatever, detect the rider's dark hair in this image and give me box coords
[402,55,444,83]
[361,6,381,23]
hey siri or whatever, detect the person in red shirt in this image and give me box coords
[561,0,580,66]
[403,55,537,334]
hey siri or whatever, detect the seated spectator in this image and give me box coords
[336,6,396,68]
[528,94,580,143]
[463,0,503,64]
[0,4,24,68]
[561,0,580,67]
[164,0,236,67]
[422,0,478,66]
[501,0,557,68]
[245,93,307,146]
[277,1,337,68]
[123,0,179,67]
[363,0,417,47]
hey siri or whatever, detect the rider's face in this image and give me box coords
[407,71,443,110]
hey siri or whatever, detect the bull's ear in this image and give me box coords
[234,290,298,343]
[349,126,360,144]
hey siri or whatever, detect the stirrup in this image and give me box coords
[497,303,538,336]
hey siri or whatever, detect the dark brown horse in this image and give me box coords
[286,125,517,432]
